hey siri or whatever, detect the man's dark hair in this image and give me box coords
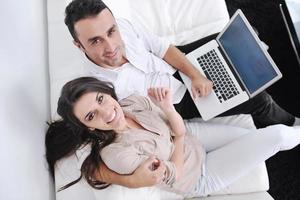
[64,0,111,41]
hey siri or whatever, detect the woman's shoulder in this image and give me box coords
[119,94,153,111]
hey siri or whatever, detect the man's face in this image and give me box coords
[74,9,126,68]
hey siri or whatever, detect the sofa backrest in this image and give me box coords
[104,0,230,45]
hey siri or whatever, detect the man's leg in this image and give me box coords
[219,91,295,128]
[176,33,219,54]
[174,89,200,119]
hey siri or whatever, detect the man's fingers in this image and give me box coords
[191,86,198,99]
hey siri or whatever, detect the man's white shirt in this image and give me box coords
[85,18,186,103]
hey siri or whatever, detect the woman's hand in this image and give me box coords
[94,156,166,188]
[129,156,166,188]
[147,87,172,110]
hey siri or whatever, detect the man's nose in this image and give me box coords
[104,39,115,52]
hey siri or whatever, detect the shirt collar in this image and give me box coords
[84,55,119,82]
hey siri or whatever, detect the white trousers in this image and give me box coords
[184,121,300,197]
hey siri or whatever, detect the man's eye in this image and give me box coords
[92,39,102,45]
[88,113,95,121]
[108,29,116,37]
[98,95,103,104]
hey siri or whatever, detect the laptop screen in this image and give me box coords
[218,14,278,94]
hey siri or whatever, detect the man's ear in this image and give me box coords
[73,40,85,52]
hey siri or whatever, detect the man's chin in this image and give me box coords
[107,60,123,67]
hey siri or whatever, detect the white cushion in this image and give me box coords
[196,192,274,200]
[104,0,229,45]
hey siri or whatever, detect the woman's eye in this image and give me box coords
[88,113,95,121]
[98,95,103,104]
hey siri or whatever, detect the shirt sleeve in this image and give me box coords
[162,160,177,186]
[101,143,177,186]
[120,94,169,122]
[119,94,161,111]
[126,19,170,58]
[100,144,148,175]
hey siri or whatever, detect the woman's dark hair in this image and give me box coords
[45,77,118,191]
[65,0,112,41]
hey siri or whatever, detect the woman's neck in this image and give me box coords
[115,117,144,133]
[125,117,143,130]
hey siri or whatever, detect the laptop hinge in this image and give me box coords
[217,45,247,92]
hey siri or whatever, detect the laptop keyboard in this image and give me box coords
[197,49,240,103]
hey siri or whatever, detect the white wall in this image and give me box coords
[0,0,54,200]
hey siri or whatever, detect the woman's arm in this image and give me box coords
[148,87,185,180]
[94,156,166,188]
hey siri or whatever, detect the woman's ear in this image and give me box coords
[89,127,95,131]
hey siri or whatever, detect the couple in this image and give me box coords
[63,0,299,127]
[46,0,300,197]
[46,76,300,197]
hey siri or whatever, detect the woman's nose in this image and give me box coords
[98,106,113,121]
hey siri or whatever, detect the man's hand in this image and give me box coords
[129,156,166,188]
[191,74,213,98]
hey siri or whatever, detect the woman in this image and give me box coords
[46,77,300,197]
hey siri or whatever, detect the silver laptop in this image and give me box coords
[179,9,282,120]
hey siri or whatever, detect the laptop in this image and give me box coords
[280,0,300,66]
[179,9,282,120]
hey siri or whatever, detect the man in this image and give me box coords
[64,0,299,128]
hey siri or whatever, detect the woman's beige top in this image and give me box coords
[100,95,205,195]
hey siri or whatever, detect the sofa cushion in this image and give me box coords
[104,0,229,45]
[195,192,274,200]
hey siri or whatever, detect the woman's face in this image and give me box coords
[73,91,126,131]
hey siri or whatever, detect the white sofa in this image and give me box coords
[47,0,274,200]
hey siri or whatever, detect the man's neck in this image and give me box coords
[86,54,129,69]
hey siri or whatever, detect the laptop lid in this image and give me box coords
[280,0,300,66]
[216,9,282,97]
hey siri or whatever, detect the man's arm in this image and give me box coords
[163,45,213,98]
[94,156,166,188]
